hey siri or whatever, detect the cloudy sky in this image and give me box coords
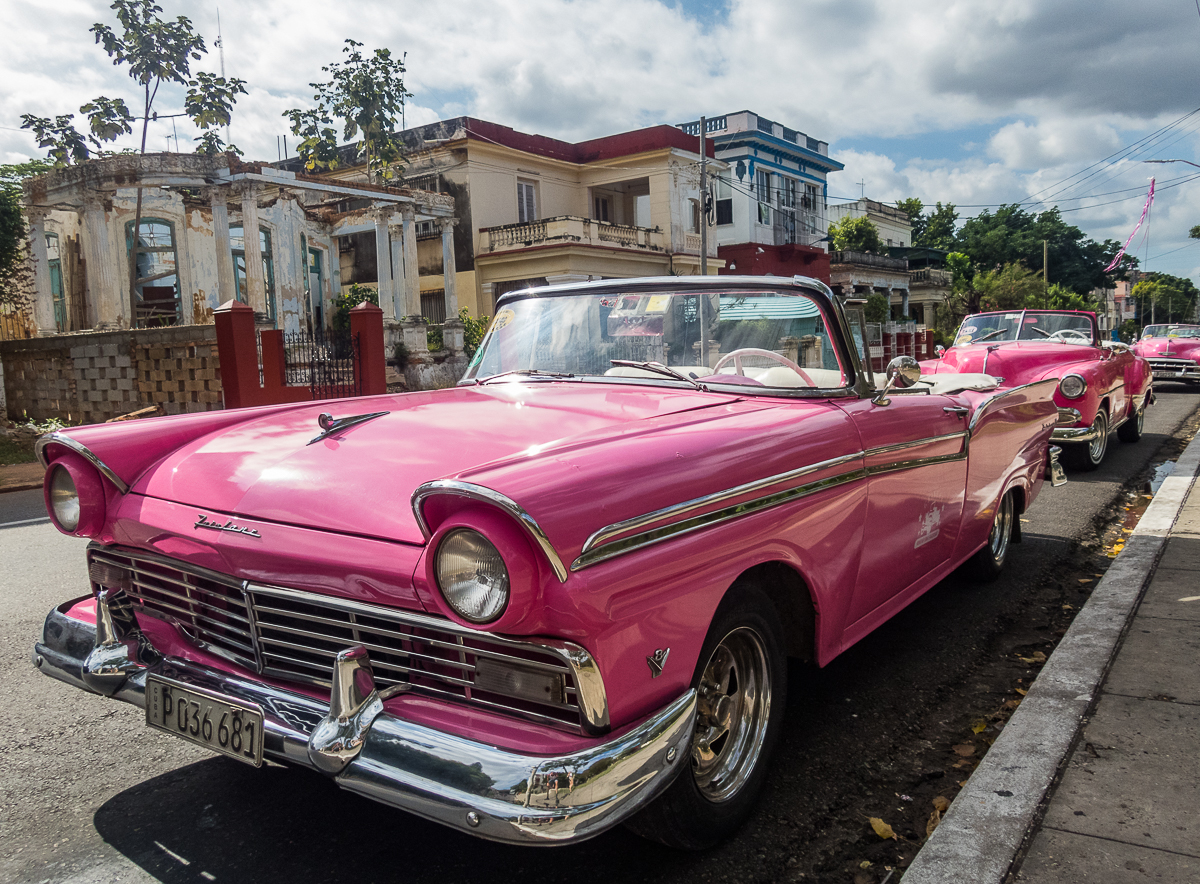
[4,0,1199,283]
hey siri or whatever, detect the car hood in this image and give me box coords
[927,341,1100,380]
[132,383,784,544]
[1135,337,1200,358]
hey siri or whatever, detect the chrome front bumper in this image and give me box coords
[33,597,696,845]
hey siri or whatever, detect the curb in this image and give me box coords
[901,431,1200,883]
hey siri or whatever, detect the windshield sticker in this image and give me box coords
[646,294,672,313]
[491,308,515,332]
[1024,317,1040,324]
[961,325,977,333]
[956,335,973,346]
[1004,314,1021,320]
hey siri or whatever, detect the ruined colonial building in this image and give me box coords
[19,152,453,337]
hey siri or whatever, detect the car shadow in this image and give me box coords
[93,756,697,883]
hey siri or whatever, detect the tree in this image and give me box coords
[1131,273,1199,325]
[954,204,1130,295]
[975,263,1046,311]
[863,292,890,324]
[829,215,883,252]
[284,40,412,184]
[0,160,54,307]
[22,1,247,326]
[1190,225,1200,240]
[897,198,958,250]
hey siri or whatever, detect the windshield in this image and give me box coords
[1143,324,1200,339]
[464,287,850,392]
[954,311,1095,346]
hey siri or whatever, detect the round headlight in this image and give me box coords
[435,529,510,623]
[1059,374,1087,399]
[48,464,80,531]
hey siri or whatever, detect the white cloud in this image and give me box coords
[3,0,1199,281]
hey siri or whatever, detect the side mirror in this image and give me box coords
[934,345,946,357]
[873,356,922,405]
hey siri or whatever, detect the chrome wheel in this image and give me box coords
[1087,409,1109,465]
[692,626,772,803]
[988,491,1014,564]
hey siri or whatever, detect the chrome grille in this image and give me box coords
[1149,357,1198,371]
[88,547,582,729]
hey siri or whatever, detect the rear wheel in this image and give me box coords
[626,584,787,850]
[966,489,1014,581]
[1062,408,1108,471]
[1117,402,1145,443]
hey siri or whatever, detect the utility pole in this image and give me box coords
[1043,239,1048,309]
[698,116,710,367]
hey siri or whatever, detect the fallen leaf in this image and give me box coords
[1017,651,1047,664]
[1004,698,1022,709]
[972,721,988,734]
[952,744,977,757]
[1015,688,1028,696]
[926,808,942,836]
[958,779,969,787]
[1078,578,1093,584]
[869,817,898,840]
[859,860,874,869]
[932,795,951,812]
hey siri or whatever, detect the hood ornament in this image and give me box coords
[308,411,389,446]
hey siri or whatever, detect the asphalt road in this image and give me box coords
[2,388,1197,884]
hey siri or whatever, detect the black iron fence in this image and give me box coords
[283,328,361,400]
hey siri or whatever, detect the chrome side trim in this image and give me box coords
[35,432,130,495]
[579,451,863,557]
[34,604,692,846]
[862,431,965,459]
[412,480,569,584]
[572,467,868,571]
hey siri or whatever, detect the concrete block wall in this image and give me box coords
[1,325,222,424]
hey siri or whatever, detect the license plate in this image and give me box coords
[1154,370,1186,378]
[146,676,264,767]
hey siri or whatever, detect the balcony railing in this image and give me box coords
[909,268,953,286]
[480,216,667,255]
[830,250,908,271]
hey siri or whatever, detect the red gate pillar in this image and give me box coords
[214,299,261,409]
[350,302,386,396]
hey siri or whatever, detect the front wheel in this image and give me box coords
[626,584,787,849]
[966,489,1014,581]
[1117,402,1145,443]
[1062,408,1109,471]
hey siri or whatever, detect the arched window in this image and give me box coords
[124,218,180,327]
[229,225,276,324]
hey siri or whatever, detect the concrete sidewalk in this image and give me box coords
[0,460,44,493]
[904,433,1200,882]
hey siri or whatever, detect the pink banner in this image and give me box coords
[1104,178,1155,273]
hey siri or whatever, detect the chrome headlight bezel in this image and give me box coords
[434,528,511,624]
[1059,374,1087,399]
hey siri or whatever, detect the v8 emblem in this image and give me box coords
[646,648,670,678]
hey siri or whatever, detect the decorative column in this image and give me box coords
[899,287,910,320]
[388,220,404,322]
[439,217,459,317]
[26,207,56,336]
[207,187,237,305]
[373,206,396,322]
[81,190,121,329]
[236,182,267,319]
[401,205,420,318]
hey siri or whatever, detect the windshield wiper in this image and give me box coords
[974,328,1010,343]
[476,368,576,384]
[609,360,704,389]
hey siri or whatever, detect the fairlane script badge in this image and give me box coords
[194,514,261,538]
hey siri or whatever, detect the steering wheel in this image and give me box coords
[712,348,814,385]
[1048,329,1091,343]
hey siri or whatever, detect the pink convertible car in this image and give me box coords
[925,310,1153,471]
[34,277,1062,849]
[1133,323,1200,385]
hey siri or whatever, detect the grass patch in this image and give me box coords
[0,435,37,465]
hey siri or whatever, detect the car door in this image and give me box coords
[836,393,969,630]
